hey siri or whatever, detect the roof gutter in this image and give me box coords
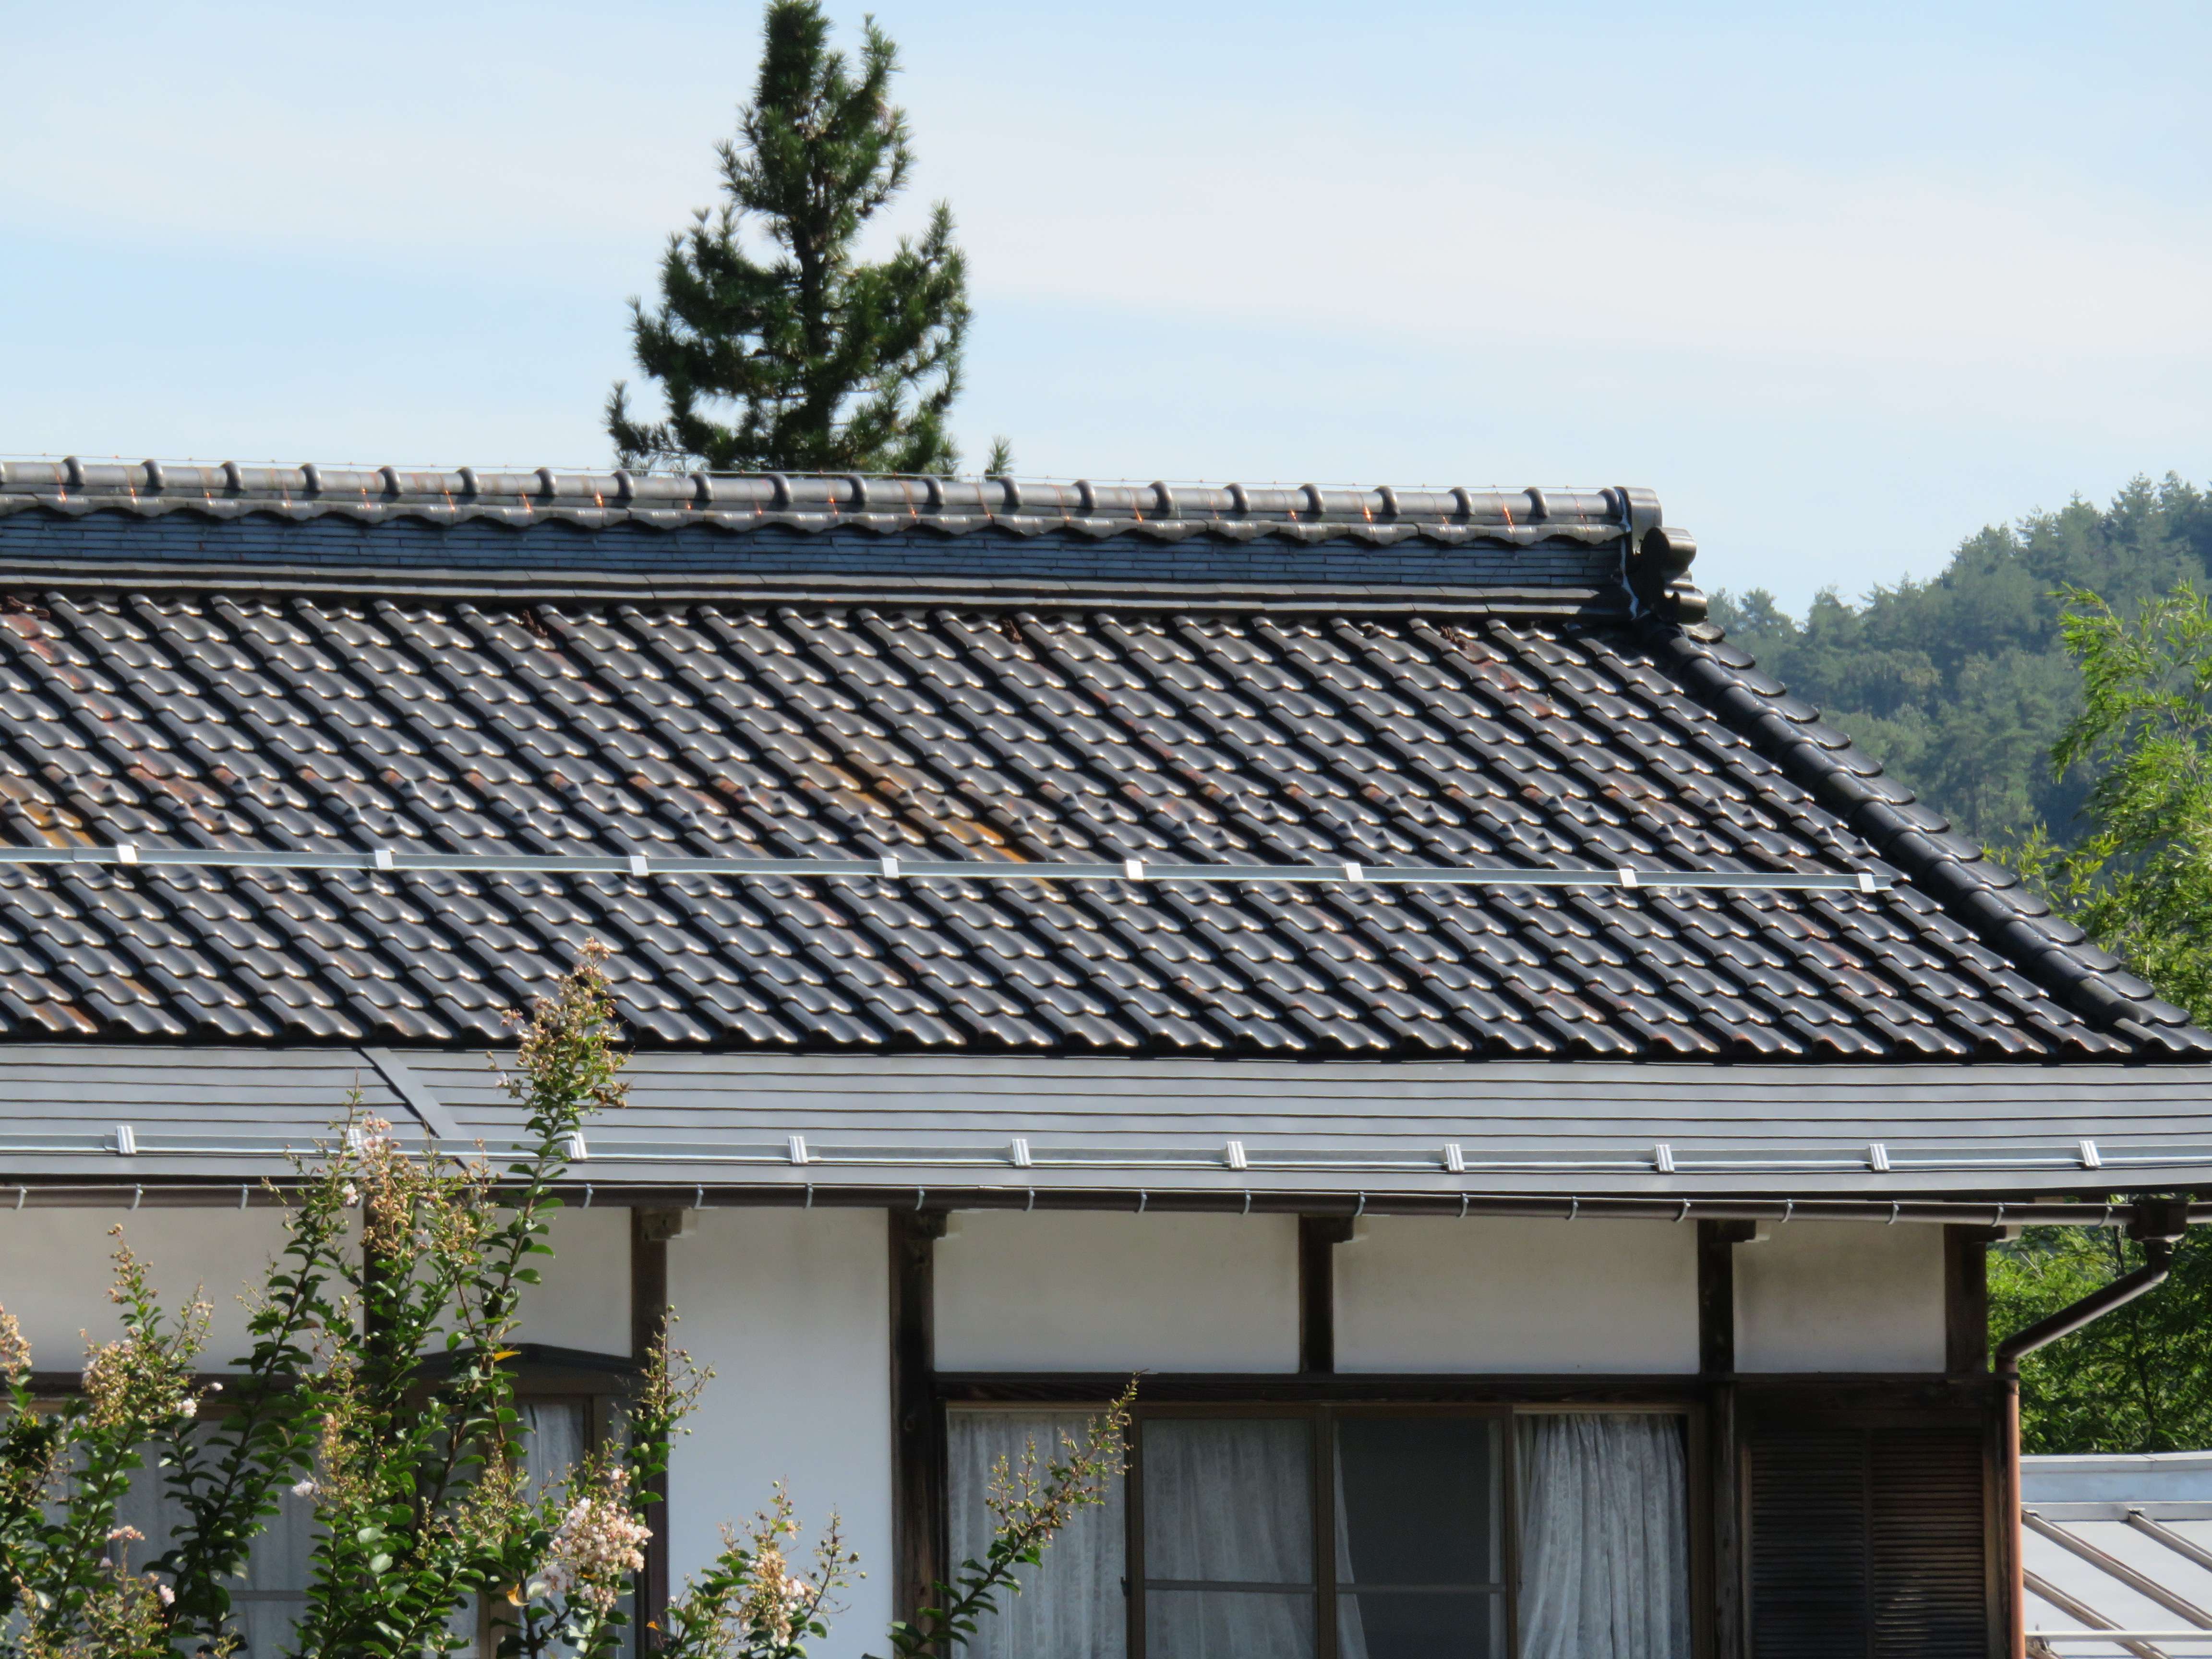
[3,1178,2208,1229]
[1998,1200,2192,1659]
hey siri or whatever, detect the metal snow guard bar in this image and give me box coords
[0,844,1893,895]
[14,1131,2208,1176]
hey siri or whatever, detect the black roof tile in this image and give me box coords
[0,472,2191,1060]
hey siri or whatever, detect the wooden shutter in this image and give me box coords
[1870,1429,1988,1659]
[1747,1424,1989,1659]
[1749,1428,1870,1658]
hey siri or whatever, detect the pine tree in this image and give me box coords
[607,0,975,475]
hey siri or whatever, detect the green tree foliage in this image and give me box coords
[1709,475,2212,847]
[607,0,973,476]
[1983,588,2212,1453]
[1992,1226,2212,1455]
[2006,584,2212,1024]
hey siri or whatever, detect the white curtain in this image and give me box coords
[519,1400,587,1505]
[1141,1417,1314,1659]
[1515,1414,1691,1659]
[1333,1445,1370,1659]
[949,1410,1128,1659]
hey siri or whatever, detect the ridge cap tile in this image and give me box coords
[1661,613,2187,1046]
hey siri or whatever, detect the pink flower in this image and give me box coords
[541,1468,652,1613]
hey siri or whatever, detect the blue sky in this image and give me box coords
[5,0,2208,611]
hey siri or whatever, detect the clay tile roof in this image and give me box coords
[0,459,2193,1062]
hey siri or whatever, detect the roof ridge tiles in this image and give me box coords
[0,459,1656,547]
[1654,617,2212,1051]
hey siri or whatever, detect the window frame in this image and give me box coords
[1130,1399,1519,1659]
[943,1393,1699,1659]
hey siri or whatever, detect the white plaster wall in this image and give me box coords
[1733,1221,1948,1373]
[0,1204,630,1369]
[515,1206,630,1357]
[0,1206,294,1371]
[1334,1216,1701,1373]
[934,1212,1301,1372]
[666,1209,890,1658]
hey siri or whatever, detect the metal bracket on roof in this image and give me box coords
[114,1125,136,1156]
[1655,1143,1675,1173]
[360,1048,464,1142]
[1868,1143,1891,1172]
[2080,1139,2104,1170]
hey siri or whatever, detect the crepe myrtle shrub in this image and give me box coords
[0,1242,217,1659]
[0,943,1133,1659]
[0,946,630,1658]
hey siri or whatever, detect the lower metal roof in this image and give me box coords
[2,1046,2209,1204]
[2026,1456,2212,1658]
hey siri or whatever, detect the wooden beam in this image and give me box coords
[890,1211,948,1623]
[630,1207,672,1637]
[1701,1219,1752,1659]
[1298,1216,1354,1375]
[1699,1219,1751,1377]
[1948,1225,1993,1376]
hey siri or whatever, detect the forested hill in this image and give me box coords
[1707,475,2212,849]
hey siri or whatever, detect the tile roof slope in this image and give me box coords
[0,458,2197,1063]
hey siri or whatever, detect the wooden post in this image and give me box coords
[1700,1219,1753,1659]
[890,1210,949,1624]
[1946,1225,1991,1375]
[1298,1216,1355,1375]
[631,1207,672,1641]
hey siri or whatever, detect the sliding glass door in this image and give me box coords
[948,1404,1690,1659]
